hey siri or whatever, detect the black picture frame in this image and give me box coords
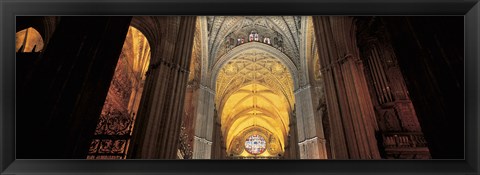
[1,0,479,174]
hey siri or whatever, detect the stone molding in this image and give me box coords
[194,135,213,145]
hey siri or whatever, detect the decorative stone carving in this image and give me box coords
[206,16,303,69]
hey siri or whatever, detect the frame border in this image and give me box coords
[1,0,479,174]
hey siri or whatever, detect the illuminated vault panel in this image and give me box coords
[15,27,44,52]
[215,48,294,157]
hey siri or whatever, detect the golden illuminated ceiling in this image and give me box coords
[121,26,151,84]
[215,49,294,156]
[15,27,44,52]
[204,16,305,157]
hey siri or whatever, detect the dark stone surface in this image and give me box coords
[381,16,464,159]
[16,16,132,159]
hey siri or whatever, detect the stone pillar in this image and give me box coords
[312,16,381,159]
[312,84,331,159]
[192,83,215,159]
[178,82,198,159]
[190,16,215,159]
[283,111,300,159]
[127,16,197,159]
[294,85,328,159]
[16,17,132,159]
[211,112,225,159]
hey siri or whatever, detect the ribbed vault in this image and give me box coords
[207,16,303,68]
[215,46,294,157]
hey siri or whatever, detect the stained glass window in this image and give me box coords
[244,134,266,155]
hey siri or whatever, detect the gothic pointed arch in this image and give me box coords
[212,41,296,159]
[15,27,44,52]
[16,16,59,51]
[88,26,151,159]
[211,42,299,88]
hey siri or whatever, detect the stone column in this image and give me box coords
[294,85,328,159]
[312,83,331,159]
[283,111,300,159]
[127,16,197,159]
[16,17,132,159]
[192,83,215,159]
[191,16,215,159]
[211,112,224,159]
[312,16,381,159]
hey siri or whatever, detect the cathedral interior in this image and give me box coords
[15,16,464,160]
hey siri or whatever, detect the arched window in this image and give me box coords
[15,27,44,52]
[87,26,151,159]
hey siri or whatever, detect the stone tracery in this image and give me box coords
[207,16,302,68]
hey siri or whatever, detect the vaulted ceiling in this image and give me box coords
[122,26,151,82]
[187,16,321,158]
[208,16,306,156]
[215,51,294,151]
[207,16,303,69]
